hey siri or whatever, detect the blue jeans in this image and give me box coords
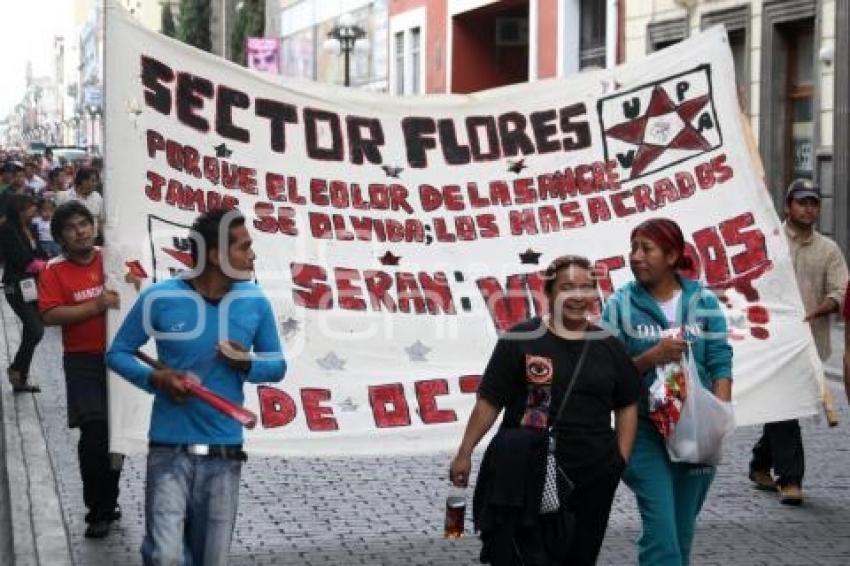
[39,240,61,258]
[142,446,242,566]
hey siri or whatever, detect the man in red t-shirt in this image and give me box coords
[38,201,121,539]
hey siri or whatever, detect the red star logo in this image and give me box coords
[125,260,149,279]
[162,247,195,268]
[605,85,712,178]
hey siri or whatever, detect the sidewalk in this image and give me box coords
[0,302,73,566]
[1,308,849,565]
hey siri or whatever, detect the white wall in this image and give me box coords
[389,7,427,95]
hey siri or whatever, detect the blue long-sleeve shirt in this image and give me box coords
[107,277,286,445]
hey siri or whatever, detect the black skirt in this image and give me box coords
[473,427,574,565]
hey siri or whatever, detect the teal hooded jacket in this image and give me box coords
[601,275,733,417]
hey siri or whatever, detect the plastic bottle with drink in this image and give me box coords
[444,485,466,539]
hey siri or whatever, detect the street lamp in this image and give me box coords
[87,105,102,152]
[322,12,368,87]
[72,113,82,146]
[32,86,43,132]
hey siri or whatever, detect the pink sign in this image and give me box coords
[246,37,280,73]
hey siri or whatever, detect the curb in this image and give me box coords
[0,307,73,566]
[1,372,38,565]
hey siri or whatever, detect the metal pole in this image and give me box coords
[222,0,227,59]
[344,47,351,87]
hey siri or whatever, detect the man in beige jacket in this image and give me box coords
[749,179,848,505]
[844,289,850,406]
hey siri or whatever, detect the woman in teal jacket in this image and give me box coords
[602,218,732,566]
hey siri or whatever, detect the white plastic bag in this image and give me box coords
[666,343,735,465]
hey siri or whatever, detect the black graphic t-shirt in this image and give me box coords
[477,317,640,471]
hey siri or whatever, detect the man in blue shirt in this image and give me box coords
[107,208,286,565]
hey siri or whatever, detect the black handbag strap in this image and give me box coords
[550,337,591,428]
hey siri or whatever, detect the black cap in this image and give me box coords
[786,178,820,202]
[2,161,23,173]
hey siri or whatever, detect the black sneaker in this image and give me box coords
[86,504,121,524]
[84,520,110,539]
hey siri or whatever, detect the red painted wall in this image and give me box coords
[389,0,427,14]
[389,0,448,93]
[394,0,575,94]
[451,3,528,93]
[537,0,558,78]
[428,0,448,92]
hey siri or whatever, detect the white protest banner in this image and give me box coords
[104,6,822,456]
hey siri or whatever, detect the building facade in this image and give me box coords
[4,69,61,148]
[79,5,103,151]
[387,0,621,95]
[624,0,849,253]
[119,0,163,30]
[211,0,239,61]
[273,0,389,90]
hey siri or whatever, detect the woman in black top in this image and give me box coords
[449,255,640,565]
[1,193,47,392]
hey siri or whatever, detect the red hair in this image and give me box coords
[630,218,693,271]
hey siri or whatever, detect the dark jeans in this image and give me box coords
[39,240,61,258]
[78,420,121,522]
[4,288,44,377]
[750,419,804,487]
[63,353,108,427]
[562,456,626,565]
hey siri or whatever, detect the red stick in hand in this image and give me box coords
[134,351,258,429]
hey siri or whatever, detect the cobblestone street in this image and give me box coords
[5,317,850,565]
[4,2,850,566]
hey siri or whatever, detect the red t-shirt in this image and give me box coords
[38,250,106,354]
